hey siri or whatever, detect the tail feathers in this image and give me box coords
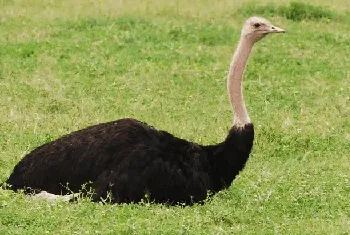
[0,180,10,190]
[3,176,41,194]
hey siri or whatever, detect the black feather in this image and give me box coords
[6,118,254,205]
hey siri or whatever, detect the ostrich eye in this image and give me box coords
[253,23,261,28]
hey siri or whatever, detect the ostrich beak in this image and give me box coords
[270,25,285,33]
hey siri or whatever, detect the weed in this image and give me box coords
[238,1,337,21]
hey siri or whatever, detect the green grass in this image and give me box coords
[1,0,350,234]
[238,1,339,21]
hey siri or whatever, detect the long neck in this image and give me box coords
[227,37,254,127]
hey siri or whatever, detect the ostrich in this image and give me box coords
[6,17,284,205]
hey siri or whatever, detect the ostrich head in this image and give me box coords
[241,16,285,42]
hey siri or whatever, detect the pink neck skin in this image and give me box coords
[227,37,254,127]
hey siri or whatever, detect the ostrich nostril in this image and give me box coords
[271,26,275,30]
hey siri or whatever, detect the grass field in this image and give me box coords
[1,0,349,234]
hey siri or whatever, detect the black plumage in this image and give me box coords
[6,118,254,204]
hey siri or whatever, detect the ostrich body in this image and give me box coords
[6,17,284,204]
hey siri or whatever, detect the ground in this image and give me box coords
[0,0,349,234]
